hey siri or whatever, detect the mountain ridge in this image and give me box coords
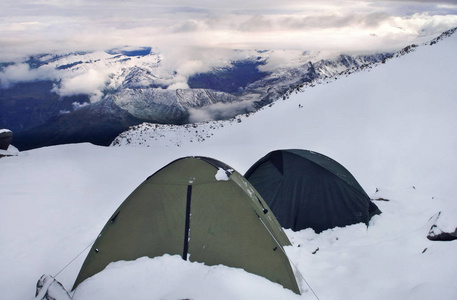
[112,27,457,149]
[3,28,455,150]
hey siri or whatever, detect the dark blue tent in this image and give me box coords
[245,149,381,233]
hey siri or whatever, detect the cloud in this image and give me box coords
[188,100,256,123]
[234,12,391,32]
[382,0,457,3]
[171,19,209,33]
[1,1,457,62]
[54,69,109,102]
[258,50,308,72]
[0,64,36,88]
[0,63,58,88]
[0,56,108,102]
[158,47,248,79]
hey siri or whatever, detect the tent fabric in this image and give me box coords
[244,149,381,233]
[73,156,300,294]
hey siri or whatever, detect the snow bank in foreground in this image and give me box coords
[73,255,301,300]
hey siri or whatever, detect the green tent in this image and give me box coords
[245,149,381,233]
[73,156,300,294]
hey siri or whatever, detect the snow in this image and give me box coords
[73,255,300,300]
[0,129,12,134]
[1,32,457,299]
[35,275,71,300]
[215,168,230,181]
[428,211,457,236]
[0,144,19,157]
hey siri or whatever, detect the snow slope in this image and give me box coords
[1,30,457,299]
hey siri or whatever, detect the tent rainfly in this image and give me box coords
[244,149,381,233]
[73,156,301,294]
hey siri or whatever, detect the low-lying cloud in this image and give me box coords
[0,56,110,101]
[188,100,256,123]
[54,69,109,102]
[0,62,61,88]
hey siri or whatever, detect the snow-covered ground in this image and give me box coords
[1,31,457,299]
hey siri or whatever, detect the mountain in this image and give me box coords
[0,81,90,131]
[112,28,457,149]
[1,27,456,300]
[12,96,147,150]
[1,47,392,150]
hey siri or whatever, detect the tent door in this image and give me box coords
[183,185,192,260]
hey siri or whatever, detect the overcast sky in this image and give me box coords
[1,0,457,61]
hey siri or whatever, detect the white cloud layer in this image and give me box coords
[0,63,59,88]
[1,1,457,62]
[54,69,109,102]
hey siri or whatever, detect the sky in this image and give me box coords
[1,0,457,61]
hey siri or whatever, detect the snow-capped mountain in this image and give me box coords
[1,45,392,150]
[112,28,457,148]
